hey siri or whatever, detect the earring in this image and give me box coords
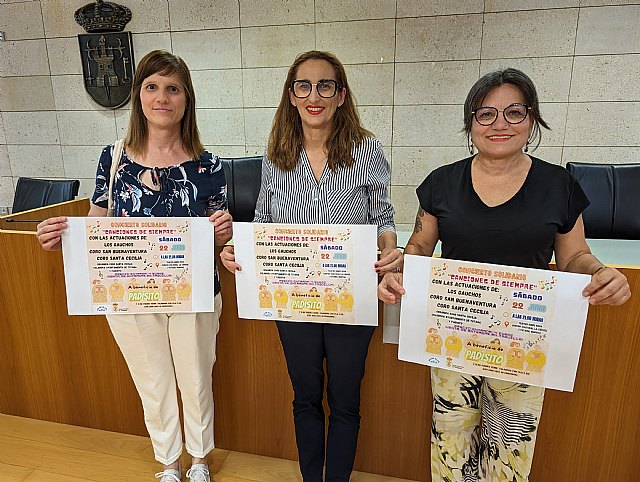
[468,138,474,155]
[524,142,529,153]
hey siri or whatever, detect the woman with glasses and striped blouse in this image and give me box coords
[221,50,401,482]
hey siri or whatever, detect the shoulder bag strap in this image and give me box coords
[107,139,125,217]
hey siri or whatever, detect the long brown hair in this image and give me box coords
[125,50,204,159]
[267,50,372,171]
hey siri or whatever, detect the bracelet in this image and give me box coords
[592,265,607,276]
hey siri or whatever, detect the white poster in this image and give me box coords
[234,222,378,325]
[399,255,591,391]
[62,217,215,314]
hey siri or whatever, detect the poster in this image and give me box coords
[233,222,378,325]
[62,217,216,314]
[398,255,591,391]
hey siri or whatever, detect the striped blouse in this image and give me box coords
[254,137,395,237]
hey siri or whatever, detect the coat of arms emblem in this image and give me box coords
[75,0,134,109]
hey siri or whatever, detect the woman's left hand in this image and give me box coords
[209,210,233,245]
[375,247,403,275]
[582,266,631,306]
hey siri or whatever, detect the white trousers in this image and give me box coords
[106,294,222,465]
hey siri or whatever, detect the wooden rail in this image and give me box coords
[2,200,639,481]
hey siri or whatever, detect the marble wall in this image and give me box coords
[1,0,639,226]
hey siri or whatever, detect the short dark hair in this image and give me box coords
[463,68,549,152]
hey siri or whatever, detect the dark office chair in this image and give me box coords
[566,162,640,239]
[612,163,640,239]
[221,156,263,222]
[12,177,80,214]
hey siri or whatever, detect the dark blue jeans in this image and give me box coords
[276,321,376,482]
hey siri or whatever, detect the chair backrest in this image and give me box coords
[220,156,263,222]
[12,177,80,214]
[613,163,640,239]
[566,163,614,238]
[566,162,640,239]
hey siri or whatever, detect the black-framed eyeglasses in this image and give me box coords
[472,103,530,126]
[291,79,341,98]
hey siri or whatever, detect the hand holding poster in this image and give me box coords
[233,222,378,325]
[398,255,591,391]
[62,217,216,314]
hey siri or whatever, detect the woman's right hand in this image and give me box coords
[220,245,242,273]
[36,216,68,251]
[378,272,405,304]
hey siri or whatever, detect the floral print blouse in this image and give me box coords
[91,144,227,295]
[92,144,227,217]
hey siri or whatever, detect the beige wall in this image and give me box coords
[0,0,639,226]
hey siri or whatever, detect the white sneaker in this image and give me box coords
[155,466,182,482]
[186,464,210,482]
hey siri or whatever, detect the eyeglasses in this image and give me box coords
[291,79,341,99]
[472,103,530,126]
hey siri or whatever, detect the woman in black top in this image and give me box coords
[378,68,630,482]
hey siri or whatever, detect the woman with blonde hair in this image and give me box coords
[221,50,401,482]
[36,50,231,482]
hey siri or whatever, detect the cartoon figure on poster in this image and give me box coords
[444,332,462,357]
[526,345,547,372]
[291,285,302,299]
[308,287,321,300]
[109,279,125,301]
[274,286,288,308]
[338,286,354,312]
[426,328,443,355]
[323,288,338,311]
[145,279,160,296]
[258,285,273,308]
[506,342,526,369]
[176,277,192,300]
[162,279,177,301]
[92,280,107,303]
[489,338,502,352]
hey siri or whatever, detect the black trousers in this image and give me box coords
[276,321,376,482]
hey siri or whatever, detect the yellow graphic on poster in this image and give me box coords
[398,255,591,391]
[84,218,194,313]
[251,224,355,324]
[425,259,557,386]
